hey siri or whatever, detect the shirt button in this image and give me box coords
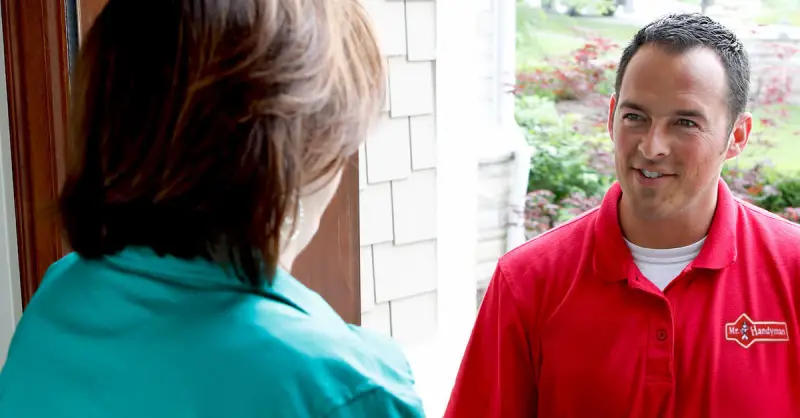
[656,329,668,341]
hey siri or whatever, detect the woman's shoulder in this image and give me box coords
[191,298,422,416]
[13,250,425,416]
[175,269,424,416]
[218,283,425,416]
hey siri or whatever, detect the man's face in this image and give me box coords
[608,44,751,222]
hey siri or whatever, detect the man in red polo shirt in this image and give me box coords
[445,13,800,418]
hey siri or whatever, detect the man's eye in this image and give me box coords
[677,119,697,127]
[622,114,642,121]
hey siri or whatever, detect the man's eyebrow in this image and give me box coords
[674,109,708,120]
[618,100,708,120]
[618,101,647,113]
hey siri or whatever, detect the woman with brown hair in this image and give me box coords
[0,0,425,416]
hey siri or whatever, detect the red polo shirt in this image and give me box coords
[445,179,800,418]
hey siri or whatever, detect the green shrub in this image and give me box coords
[516,95,614,202]
[721,163,800,223]
[516,35,618,102]
[777,177,800,208]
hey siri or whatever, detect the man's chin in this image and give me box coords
[620,180,664,201]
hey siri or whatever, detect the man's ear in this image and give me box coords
[725,112,752,160]
[608,94,617,142]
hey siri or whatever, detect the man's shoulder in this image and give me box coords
[736,198,800,240]
[494,206,600,309]
[734,198,800,271]
[486,207,601,333]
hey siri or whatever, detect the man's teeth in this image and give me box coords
[641,169,663,179]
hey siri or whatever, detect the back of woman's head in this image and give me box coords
[60,0,384,285]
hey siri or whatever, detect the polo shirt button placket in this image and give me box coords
[645,323,675,414]
[656,329,668,341]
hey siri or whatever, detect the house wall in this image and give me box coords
[359,0,487,414]
[0,8,22,369]
[476,154,513,301]
[359,0,440,347]
[405,0,482,413]
[477,0,500,126]
[474,0,524,306]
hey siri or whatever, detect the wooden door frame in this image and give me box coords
[2,0,70,307]
[292,159,361,325]
[3,0,361,324]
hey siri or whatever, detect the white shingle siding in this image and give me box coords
[360,0,438,345]
[365,114,412,183]
[390,291,438,346]
[361,302,392,337]
[360,245,376,313]
[382,58,391,112]
[405,1,437,61]
[391,169,437,245]
[409,115,436,170]
[359,182,394,245]
[388,58,435,117]
[363,1,407,57]
[372,239,437,303]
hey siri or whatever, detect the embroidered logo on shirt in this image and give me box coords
[725,313,789,349]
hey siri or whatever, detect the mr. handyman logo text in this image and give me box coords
[725,313,789,349]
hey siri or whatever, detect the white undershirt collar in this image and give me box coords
[624,237,706,291]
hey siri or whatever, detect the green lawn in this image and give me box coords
[755,10,800,26]
[517,6,638,41]
[518,32,584,67]
[757,0,800,26]
[517,5,637,66]
[736,107,800,173]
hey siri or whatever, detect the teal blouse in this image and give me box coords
[0,247,425,417]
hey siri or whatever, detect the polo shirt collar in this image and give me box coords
[101,246,310,314]
[593,178,738,282]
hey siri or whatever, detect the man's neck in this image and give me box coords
[619,188,718,249]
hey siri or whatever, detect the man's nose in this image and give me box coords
[638,125,670,160]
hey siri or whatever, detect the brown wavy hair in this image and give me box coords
[59,0,385,285]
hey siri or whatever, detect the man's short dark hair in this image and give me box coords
[615,13,750,125]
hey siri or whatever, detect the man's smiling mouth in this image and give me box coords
[640,169,662,179]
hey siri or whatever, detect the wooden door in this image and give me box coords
[292,161,361,325]
[5,0,361,324]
